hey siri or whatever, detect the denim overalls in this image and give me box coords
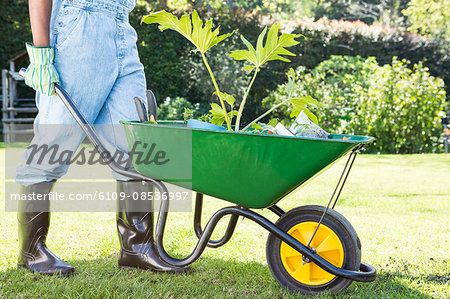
[15,0,146,185]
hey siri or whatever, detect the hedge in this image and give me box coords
[263,56,446,153]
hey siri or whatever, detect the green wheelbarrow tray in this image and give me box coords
[121,121,374,209]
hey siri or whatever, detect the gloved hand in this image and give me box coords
[24,42,60,96]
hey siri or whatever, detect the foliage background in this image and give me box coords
[0,0,448,153]
[0,0,31,69]
[264,56,446,153]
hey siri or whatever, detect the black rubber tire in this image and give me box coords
[266,205,361,295]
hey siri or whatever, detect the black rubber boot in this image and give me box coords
[17,181,75,276]
[116,180,190,273]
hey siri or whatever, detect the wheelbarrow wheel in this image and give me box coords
[266,205,361,295]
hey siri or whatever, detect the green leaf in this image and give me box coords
[210,103,225,116]
[268,118,278,127]
[303,109,318,124]
[228,110,239,117]
[209,103,237,126]
[210,116,225,126]
[244,65,256,73]
[214,91,236,107]
[229,24,301,71]
[230,35,258,71]
[210,103,226,125]
[290,96,322,109]
[142,10,233,54]
[252,123,263,130]
[289,96,320,124]
[290,106,318,124]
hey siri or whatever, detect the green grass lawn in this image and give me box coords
[0,152,449,298]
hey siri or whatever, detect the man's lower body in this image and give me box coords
[15,0,187,276]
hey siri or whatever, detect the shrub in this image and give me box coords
[275,18,449,99]
[365,58,446,153]
[264,56,446,153]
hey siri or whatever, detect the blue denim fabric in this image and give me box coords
[15,0,146,186]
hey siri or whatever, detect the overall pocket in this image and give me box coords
[54,6,85,49]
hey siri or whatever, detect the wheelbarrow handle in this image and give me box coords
[133,97,149,122]
[146,90,158,122]
[19,67,111,166]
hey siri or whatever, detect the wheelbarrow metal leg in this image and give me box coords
[268,205,285,217]
[193,193,239,248]
[307,145,361,248]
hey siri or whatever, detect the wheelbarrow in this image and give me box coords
[19,68,376,295]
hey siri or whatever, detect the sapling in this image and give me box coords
[143,10,320,132]
[229,24,302,131]
[142,10,234,130]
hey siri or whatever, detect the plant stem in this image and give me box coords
[235,68,259,131]
[242,97,291,131]
[201,52,232,131]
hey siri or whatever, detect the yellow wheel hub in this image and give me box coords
[280,221,344,286]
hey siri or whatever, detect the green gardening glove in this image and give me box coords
[25,42,60,96]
